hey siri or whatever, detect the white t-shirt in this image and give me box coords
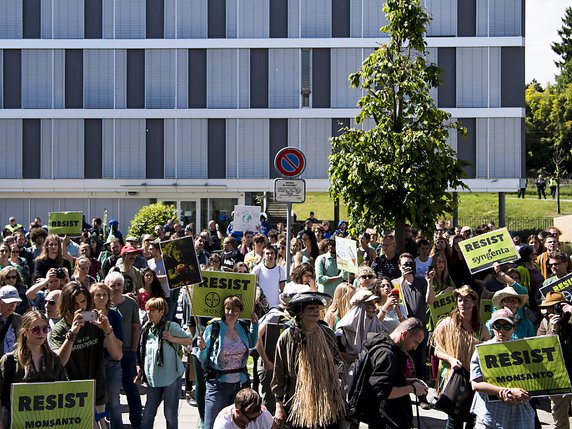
[415,256,432,278]
[147,257,170,298]
[213,405,274,429]
[252,263,286,307]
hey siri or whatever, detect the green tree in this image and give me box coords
[128,202,177,239]
[329,0,466,249]
[553,7,572,89]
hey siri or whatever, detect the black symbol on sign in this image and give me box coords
[205,292,220,308]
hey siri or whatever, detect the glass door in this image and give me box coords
[180,200,200,233]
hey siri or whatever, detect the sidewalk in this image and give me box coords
[123,389,560,429]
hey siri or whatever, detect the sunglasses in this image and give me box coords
[360,275,375,280]
[46,300,57,306]
[5,275,17,280]
[29,326,51,335]
[492,322,514,331]
[549,262,563,267]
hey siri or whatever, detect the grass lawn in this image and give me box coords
[292,187,572,224]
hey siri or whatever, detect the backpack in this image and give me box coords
[346,341,387,424]
[203,319,250,379]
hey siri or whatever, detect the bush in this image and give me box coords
[128,202,177,239]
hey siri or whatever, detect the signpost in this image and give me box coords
[274,148,307,277]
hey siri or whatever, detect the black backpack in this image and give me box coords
[346,341,387,424]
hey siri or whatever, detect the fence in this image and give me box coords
[457,217,554,233]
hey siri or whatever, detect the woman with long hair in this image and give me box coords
[9,243,30,287]
[292,230,320,271]
[432,252,456,294]
[91,283,125,429]
[324,282,355,329]
[197,296,258,429]
[373,277,407,333]
[431,286,485,429]
[285,262,317,293]
[33,234,72,282]
[71,256,97,291]
[138,297,193,429]
[276,239,287,268]
[0,311,66,428]
[138,268,166,311]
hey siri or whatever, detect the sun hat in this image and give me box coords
[539,291,568,308]
[492,286,528,310]
[350,289,379,307]
[287,292,332,316]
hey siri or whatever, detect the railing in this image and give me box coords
[457,217,554,233]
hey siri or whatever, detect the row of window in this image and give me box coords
[0,117,521,181]
[0,0,523,40]
[0,47,524,110]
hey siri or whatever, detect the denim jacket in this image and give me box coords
[198,319,258,384]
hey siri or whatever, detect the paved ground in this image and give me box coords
[122,387,562,429]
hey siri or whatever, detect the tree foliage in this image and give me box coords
[328,0,466,242]
[553,7,572,89]
[128,202,177,239]
[525,82,572,174]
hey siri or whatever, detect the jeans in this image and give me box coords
[105,360,123,429]
[203,380,246,429]
[121,351,142,428]
[142,376,181,429]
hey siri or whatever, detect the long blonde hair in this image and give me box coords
[325,283,354,322]
[16,311,59,379]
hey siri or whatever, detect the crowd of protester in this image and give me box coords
[0,213,570,429]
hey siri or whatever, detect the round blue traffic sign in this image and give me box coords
[274,147,306,177]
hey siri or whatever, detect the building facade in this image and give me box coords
[0,0,524,230]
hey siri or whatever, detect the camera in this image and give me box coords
[553,303,564,316]
[55,268,66,279]
[402,261,414,268]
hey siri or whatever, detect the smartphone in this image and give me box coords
[81,310,98,322]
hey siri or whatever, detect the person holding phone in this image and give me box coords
[49,281,122,428]
[373,278,407,333]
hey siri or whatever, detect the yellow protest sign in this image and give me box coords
[477,335,571,397]
[11,380,94,429]
[48,212,83,236]
[192,271,256,319]
[429,291,456,325]
[480,299,493,325]
[335,236,358,274]
[539,272,572,301]
[459,228,519,274]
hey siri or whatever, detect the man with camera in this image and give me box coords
[537,291,572,429]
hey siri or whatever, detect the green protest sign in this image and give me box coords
[161,236,202,290]
[477,335,571,397]
[429,291,456,325]
[459,227,519,274]
[192,271,256,319]
[48,212,83,236]
[539,272,572,301]
[11,380,94,429]
[480,299,493,324]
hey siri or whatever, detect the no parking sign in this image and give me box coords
[274,147,306,178]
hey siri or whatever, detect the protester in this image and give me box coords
[252,245,286,308]
[371,235,400,280]
[117,245,143,295]
[487,286,533,339]
[71,256,97,291]
[0,267,29,316]
[33,234,72,282]
[272,292,345,429]
[470,309,535,428]
[315,238,345,296]
[324,282,355,329]
[197,296,259,429]
[0,311,66,428]
[44,289,62,327]
[138,268,166,312]
[373,278,407,333]
[357,232,376,266]
[221,237,244,272]
[537,292,572,429]
[356,265,377,290]
[49,282,123,426]
[431,285,482,428]
[0,285,23,356]
[358,318,428,428]
[91,282,125,429]
[213,388,275,429]
[293,230,320,270]
[147,240,171,304]
[284,262,317,293]
[138,297,193,429]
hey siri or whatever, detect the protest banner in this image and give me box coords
[48,212,83,236]
[476,335,571,397]
[480,299,493,324]
[192,271,256,319]
[429,291,456,325]
[539,272,572,302]
[11,379,94,429]
[233,205,261,233]
[459,228,520,274]
[161,236,202,290]
[335,236,358,274]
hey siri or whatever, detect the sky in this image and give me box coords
[526,0,570,85]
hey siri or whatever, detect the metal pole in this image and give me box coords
[285,202,292,280]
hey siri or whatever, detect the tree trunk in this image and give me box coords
[395,217,407,256]
[557,183,561,214]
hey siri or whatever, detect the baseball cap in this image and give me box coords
[490,308,516,325]
[0,285,22,304]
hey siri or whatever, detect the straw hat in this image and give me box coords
[492,286,528,310]
[539,291,567,308]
